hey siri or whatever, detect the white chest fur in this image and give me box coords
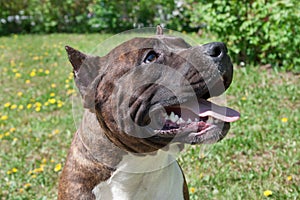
[92,149,185,200]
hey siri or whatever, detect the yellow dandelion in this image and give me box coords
[32,56,39,60]
[27,104,32,109]
[287,175,292,181]
[10,60,16,67]
[65,79,69,83]
[51,83,56,88]
[5,132,10,136]
[42,158,47,164]
[18,105,24,110]
[50,159,55,163]
[50,92,55,97]
[48,98,56,104]
[190,187,196,193]
[44,102,49,106]
[54,163,62,172]
[45,70,50,75]
[53,129,60,134]
[12,68,18,73]
[241,96,247,101]
[66,89,75,95]
[4,102,11,108]
[17,92,23,97]
[281,117,288,123]
[31,174,37,179]
[35,102,42,107]
[10,104,17,110]
[0,134,4,139]
[7,170,12,175]
[13,137,18,142]
[19,188,24,193]
[263,190,272,197]
[65,84,70,89]
[35,107,41,112]
[33,167,44,173]
[30,71,36,77]
[24,183,31,189]
[25,79,31,84]
[38,69,44,73]
[9,127,16,132]
[57,102,63,108]
[12,168,18,173]
[15,73,21,78]
[1,115,8,120]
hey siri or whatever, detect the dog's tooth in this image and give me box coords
[195,118,199,122]
[174,114,179,122]
[187,118,192,123]
[170,112,176,122]
[177,118,185,124]
[207,116,214,124]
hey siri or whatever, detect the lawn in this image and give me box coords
[0,33,299,200]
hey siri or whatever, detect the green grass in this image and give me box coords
[0,34,299,200]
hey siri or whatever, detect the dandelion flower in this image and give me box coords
[45,70,50,75]
[48,98,56,104]
[4,102,11,108]
[27,104,32,109]
[51,83,56,88]
[25,79,31,84]
[10,104,17,109]
[30,71,36,77]
[15,73,21,78]
[54,163,62,172]
[287,175,292,181]
[17,92,23,97]
[12,168,18,173]
[190,187,196,193]
[35,107,41,112]
[1,115,8,120]
[24,183,31,189]
[50,92,55,97]
[263,190,272,197]
[281,117,288,123]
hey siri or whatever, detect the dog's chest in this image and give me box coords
[92,153,184,200]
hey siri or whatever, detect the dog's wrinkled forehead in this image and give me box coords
[107,36,192,58]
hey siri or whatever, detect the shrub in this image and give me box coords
[191,0,300,71]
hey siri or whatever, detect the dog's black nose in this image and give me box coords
[203,42,228,60]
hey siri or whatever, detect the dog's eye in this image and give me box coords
[144,51,158,64]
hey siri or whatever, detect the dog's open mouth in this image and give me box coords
[152,99,240,144]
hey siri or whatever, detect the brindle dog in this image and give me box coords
[58,26,239,200]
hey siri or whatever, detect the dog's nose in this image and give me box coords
[202,42,233,90]
[203,42,228,61]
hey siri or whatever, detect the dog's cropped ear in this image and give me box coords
[65,46,100,111]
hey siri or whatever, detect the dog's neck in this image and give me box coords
[79,110,185,199]
[92,149,184,200]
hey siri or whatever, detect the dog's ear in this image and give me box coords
[156,25,163,35]
[65,46,100,110]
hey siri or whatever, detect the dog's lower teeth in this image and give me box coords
[187,118,192,123]
[177,118,185,124]
[207,116,214,124]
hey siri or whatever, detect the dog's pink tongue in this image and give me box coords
[184,99,240,122]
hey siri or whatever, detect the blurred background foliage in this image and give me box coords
[1,0,299,71]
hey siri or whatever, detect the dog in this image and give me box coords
[58,26,240,200]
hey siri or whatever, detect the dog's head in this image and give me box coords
[66,26,239,153]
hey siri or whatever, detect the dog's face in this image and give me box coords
[66,27,239,153]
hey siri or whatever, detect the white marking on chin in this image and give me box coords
[92,146,185,200]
